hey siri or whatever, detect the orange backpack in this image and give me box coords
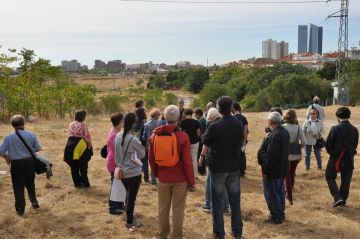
[154,133,180,167]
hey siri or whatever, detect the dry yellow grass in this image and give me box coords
[0,106,359,239]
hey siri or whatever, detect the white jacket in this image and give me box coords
[302,119,323,146]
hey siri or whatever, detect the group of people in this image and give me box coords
[0,95,358,239]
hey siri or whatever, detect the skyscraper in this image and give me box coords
[298,25,308,53]
[262,39,289,60]
[308,23,323,55]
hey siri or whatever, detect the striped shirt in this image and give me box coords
[0,129,41,160]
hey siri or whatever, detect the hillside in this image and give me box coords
[0,106,359,239]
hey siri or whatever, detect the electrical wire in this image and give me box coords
[118,0,332,4]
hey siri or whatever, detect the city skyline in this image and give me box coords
[1,0,360,66]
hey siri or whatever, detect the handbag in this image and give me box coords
[289,126,302,155]
[257,135,270,166]
[115,136,133,179]
[15,131,48,175]
[100,145,107,158]
[315,137,325,149]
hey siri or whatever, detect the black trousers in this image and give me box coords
[109,172,124,211]
[10,158,37,212]
[69,160,90,188]
[121,175,142,224]
[326,159,353,202]
[240,151,247,176]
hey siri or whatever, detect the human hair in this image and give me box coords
[194,107,203,117]
[164,105,180,124]
[206,102,216,110]
[184,108,193,116]
[135,99,144,108]
[336,107,351,119]
[135,107,147,122]
[110,112,124,127]
[283,109,298,124]
[150,108,161,119]
[313,96,320,104]
[271,107,283,116]
[121,112,136,146]
[11,115,25,128]
[207,108,221,122]
[233,102,241,112]
[75,110,87,122]
[267,112,282,125]
[217,96,233,115]
[178,99,184,106]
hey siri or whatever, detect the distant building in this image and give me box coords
[297,23,323,55]
[262,39,288,60]
[61,60,86,72]
[94,59,125,73]
[308,23,323,55]
[176,61,191,69]
[349,45,360,60]
[298,25,308,53]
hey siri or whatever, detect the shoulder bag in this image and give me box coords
[289,126,302,155]
[15,131,48,175]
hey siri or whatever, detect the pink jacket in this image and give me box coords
[106,128,117,173]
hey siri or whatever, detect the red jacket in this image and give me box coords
[149,124,195,187]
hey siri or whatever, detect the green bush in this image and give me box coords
[163,92,178,105]
[198,83,234,108]
[144,89,163,107]
[100,94,124,113]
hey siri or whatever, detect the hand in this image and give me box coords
[188,185,196,192]
[4,156,11,166]
[198,155,204,167]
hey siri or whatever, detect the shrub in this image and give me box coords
[163,92,178,105]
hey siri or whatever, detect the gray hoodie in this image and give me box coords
[114,132,145,179]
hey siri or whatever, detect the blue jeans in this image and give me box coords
[305,145,322,169]
[205,169,229,209]
[263,176,285,222]
[211,170,242,238]
[142,149,157,183]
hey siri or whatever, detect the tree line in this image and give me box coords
[0,48,96,120]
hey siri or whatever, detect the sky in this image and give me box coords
[1,0,360,67]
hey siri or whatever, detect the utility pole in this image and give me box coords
[327,0,350,105]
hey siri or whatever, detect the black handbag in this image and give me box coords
[15,131,47,175]
[315,137,325,149]
[100,145,107,159]
[257,136,270,166]
[289,126,302,154]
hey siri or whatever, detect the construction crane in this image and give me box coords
[327,0,350,105]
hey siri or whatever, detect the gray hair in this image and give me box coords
[267,112,282,125]
[313,96,320,103]
[11,115,25,128]
[206,108,221,122]
[164,105,180,124]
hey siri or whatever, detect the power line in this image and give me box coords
[118,0,332,4]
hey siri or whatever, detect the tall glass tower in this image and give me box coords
[308,23,323,54]
[298,25,308,53]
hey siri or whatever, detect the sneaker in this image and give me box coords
[126,220,143,232]
[333,198,344,208]
[223,208,230,215]
[265,218,283,225]
[201,205,212,213]
[317,167,322,170]
[16,208,25,216]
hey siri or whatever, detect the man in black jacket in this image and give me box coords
[325,107,359,207]
[201,96,244,239]
[259,112,289,224]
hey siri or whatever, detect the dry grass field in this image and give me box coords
[0,106,359,239]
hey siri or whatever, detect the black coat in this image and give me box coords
[325,120,359,171]
[64,136,93,165]
[202,115,244,173]
[260,126,289,179]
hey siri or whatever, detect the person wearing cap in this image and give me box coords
[325,107,358,207]
[0,115,42,216]
[306,96,325,121]
[258,112,289,224]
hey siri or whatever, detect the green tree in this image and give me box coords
[185,68,210,93]
[318,62,336,81]
[198,82,234,108]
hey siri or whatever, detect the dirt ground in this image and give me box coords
[0,106,359,239]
